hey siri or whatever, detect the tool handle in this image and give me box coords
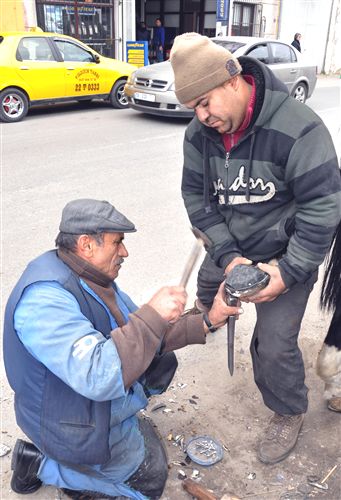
[182,478,218,500]
[227,295,238,333]
[227,295,239,307]
[227,294,238,376]
[179,241,202,288]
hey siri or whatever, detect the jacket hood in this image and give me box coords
[239,56,289,129]
[196,55,289,143]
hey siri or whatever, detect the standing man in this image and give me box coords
[291,33,302,52]
[4,198,240,499]
[152,17,165,62]
[136,21,150,42]
[170,33,341,464]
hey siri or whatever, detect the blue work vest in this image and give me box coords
[3,250,136,465]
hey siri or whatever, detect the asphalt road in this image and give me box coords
[1,75,340,500]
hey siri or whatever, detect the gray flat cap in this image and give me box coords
[59,199,136,234]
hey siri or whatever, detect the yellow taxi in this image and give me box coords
[0,30,137,122]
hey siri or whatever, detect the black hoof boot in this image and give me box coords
[11,439,43,494]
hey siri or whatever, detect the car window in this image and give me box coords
[17,37,54,61]
[269,43,293,64]
[289,46,297,62]
[54,40,94,62]
[213,40,246,53]
[245,44,269,64]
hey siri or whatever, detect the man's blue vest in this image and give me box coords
[3,251,119,465]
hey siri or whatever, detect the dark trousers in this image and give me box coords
[197,253,318,415]
[126,418,168,499]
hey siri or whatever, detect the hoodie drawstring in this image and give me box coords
[203,137,212,213]
[244,133,256,202]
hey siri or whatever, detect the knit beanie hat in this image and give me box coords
[170,33,242,104]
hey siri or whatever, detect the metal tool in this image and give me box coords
[307,464,338,491]
[226,294,239,376]
[224,264,270,375]
[179,227,211,288]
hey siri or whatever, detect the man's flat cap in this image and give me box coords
[59,199,136,234]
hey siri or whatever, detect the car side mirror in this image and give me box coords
[94,54,100,64]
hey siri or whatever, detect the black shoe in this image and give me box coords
[11,439,43,494]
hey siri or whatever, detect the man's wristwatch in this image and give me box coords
[203,313,218,333]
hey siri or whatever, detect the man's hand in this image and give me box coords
[148,286,187,323]
[244,263,287,304]
[206,282,243,330]
[224,256,252,275]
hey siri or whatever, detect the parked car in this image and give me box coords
[124,36,317,118]
[0,30,137,122]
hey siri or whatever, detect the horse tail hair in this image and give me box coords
[320,221,341,312]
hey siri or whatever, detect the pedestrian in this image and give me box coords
[170,33,341,464]
[136,21,150,42]
[151,17,165,63]
[291,33,302,52]
[317,221,341,413]
[3,198,240,499]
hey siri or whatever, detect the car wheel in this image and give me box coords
[110,79,128,109]
[291,82,307,103]
[0,88,29,122]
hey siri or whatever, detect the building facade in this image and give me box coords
[1,0,340,74]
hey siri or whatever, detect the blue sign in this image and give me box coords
[126,41,149,67]
[216,0,229,22]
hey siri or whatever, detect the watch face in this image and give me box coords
[186,436,224,466]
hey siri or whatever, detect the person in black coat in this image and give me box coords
[136,22,150,42]
[291,33,302,52]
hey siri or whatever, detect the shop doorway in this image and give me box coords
[183,11,200,33]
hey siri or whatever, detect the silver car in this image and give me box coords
[124,36,317,118]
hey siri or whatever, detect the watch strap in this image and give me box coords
[203,313,217,333]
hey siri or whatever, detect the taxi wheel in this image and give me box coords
[0,88,29,123]
[110,79,128,109]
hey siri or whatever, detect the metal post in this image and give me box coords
[321,0,336,74]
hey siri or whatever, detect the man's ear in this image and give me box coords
[224,76,239,92]
[76,234,93,258]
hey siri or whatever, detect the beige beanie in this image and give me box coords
[170,33,242,104]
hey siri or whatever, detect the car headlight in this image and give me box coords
[127,71,137,85]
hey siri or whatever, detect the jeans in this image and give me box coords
[155,46,163,62]
[196,252,318,415]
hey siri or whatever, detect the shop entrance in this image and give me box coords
[141,0,217,60]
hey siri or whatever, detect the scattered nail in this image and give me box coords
[178,469,187,480]
[151,403,166,412]
[0,444,11,457]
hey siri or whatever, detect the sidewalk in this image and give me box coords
[316,73,341,86]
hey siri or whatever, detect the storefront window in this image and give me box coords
[36,1,114,57]
[144,0,219,47]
